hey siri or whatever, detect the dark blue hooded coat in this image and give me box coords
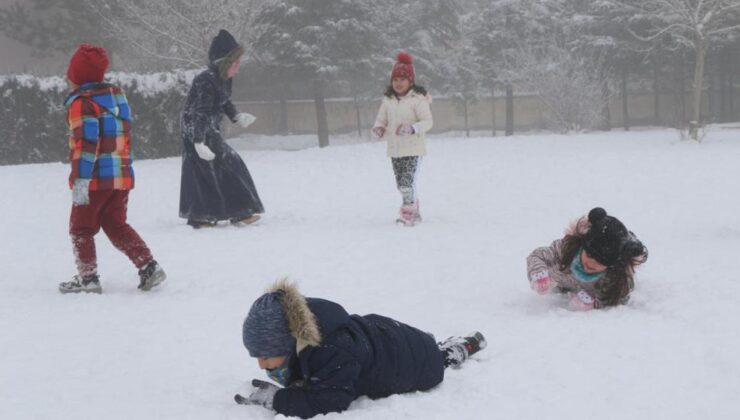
[178,30,263,223]
[270,297,445,418]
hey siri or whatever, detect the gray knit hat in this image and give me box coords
[242,291,296,357]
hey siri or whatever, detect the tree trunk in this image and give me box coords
[708,71,717,123]
[730,71,736,120]
[621,65,630,131]
[689,40,707,141]
[653,58,660,126]
[279,97,289,134]
[505,83,514,136]
[354,96,362,138]
[464,99,470,137]
[676,53,687,128]
[729,49,736,119]
[719,52,727,122]
[313,79,329,148]
[599,66,611,131]
[490,85,496,137]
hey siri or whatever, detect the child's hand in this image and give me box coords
[568,291,595,311]
[236,112,256,128]
[396,123,415,136]
[241,379,279,409]
[529,270,552,294]
[371,126,386,139]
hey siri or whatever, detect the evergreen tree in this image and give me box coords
[252,0,388,147]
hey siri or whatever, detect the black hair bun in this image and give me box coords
[622,238,647,259]
[588,207,607,224]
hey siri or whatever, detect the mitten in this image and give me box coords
[236,112,256,128]
[396,123,415,136]
[371,126,386,139]
[72,179,91,206]
[194,142,215,161]
[530,270,553,295]
[569,290,595,311]
[242,379,279,409]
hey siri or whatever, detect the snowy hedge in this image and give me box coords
[0,70,198,165]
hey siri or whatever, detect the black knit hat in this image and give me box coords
[582,208,630,267]
[208,29,240,63]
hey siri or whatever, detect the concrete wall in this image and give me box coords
[230,90,740,137]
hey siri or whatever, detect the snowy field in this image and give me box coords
[1,127,740,420]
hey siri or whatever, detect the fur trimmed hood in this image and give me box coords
[269,279,322,352]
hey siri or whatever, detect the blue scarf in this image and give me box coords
[570,248,606,283]
[266,356,292,386]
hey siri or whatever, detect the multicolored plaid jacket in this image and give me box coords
[65,83,134,190]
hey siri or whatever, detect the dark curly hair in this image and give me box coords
[384,84,427,99]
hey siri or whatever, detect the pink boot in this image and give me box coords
[397,204,416,226]
[412,199,422,223]
[397,201,422,226]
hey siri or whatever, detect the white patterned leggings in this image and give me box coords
[391,156,421,205]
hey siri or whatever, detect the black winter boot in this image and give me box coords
[59,274,102,294]
[439,332,487,369]
[138,260,166,291]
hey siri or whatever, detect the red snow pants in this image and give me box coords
[69,189,153,276]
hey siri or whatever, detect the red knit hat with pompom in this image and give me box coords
[67,44,109,85]
[391,52,415,84]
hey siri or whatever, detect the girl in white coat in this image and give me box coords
[372,52,433,226]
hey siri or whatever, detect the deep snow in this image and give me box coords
[1,128,739,419]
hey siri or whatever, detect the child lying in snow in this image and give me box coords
[238,279,486,418]
[527,207,648,310]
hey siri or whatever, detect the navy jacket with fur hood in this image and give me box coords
[262,281,445,419]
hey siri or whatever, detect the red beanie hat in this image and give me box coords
[391,52,415,84]
[67,44,109,85]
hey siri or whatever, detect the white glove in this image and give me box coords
[194,142,215,161]
[236,112,256,128]
[243,379,279,409]
[72,179,91,206]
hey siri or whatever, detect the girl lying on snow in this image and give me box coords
[527,207,648,310]
[237,279,486,418]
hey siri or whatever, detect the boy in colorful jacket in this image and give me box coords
[58,44,166,294]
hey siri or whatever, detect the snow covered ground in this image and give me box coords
[1,127,739,420]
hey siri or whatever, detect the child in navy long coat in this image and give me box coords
[238,279,486,418]
[179,29,264,228]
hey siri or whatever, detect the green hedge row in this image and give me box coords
[0,71,197,165]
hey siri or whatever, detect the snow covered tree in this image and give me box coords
[0,0,260,71]
[252,0,388,147]
[468,0,550,135]
[87,0,259,70]
[618,0,740,140]
[0,0,114,62]
[383,0,462,88]
[551,1,642,131]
